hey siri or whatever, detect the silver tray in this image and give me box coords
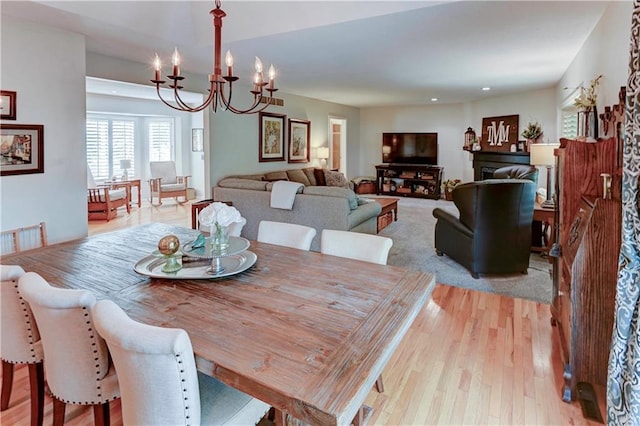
[134,250,257,279]
[182,236,250,259]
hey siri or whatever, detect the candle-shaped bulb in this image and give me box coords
[172,47,180,66]
[268,65,275,81]
[254,56,263,73]
[153,53,162,81]
[225,50,234,67]
[254,72,260,85]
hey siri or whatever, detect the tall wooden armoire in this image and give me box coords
[550,87,625,412]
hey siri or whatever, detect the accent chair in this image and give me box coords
[148,161,190,205]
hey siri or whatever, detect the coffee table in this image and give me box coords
[370,197,399,232]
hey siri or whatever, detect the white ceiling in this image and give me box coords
[2,1,610,107]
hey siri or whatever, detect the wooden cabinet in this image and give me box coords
[375,164,443,199]
[551,136,622,407]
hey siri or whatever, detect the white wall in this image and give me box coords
[557,1,631,116]
[0,18,87,244]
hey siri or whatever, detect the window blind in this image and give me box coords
[86,116,135,181]
[148,120,173,162]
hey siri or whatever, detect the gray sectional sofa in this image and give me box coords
[213,168,381,251]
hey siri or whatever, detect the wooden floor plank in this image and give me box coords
[1,200,603,426]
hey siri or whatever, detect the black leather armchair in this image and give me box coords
[432,179,536,278]
[492,165,538,183]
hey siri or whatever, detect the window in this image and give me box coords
[86,116,135,181]
[561,110,578,139]
[148,119,174,162]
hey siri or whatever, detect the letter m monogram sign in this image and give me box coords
[480,115,519,152]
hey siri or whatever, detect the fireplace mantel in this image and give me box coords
[472,151,531,181]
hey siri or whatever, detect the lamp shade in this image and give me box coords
[317,147,329,159]
[382,145,392,155]
[120,159,131,169]
[529,143,559,166]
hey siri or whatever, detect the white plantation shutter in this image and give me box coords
[562,111,578,139]
[148,120,173,161]
[86,116,136,181]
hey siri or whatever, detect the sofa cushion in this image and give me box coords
[286,169,311,186]
[303,167,317,186]
[324,170,349,188]
[314,168,326,186]
[218,178,268,191]
[263,171,289,182]
[227,173,265,181]
[303,186,358,210]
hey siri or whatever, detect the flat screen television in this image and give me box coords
[382,132,438,164]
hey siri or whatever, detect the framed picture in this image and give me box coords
[288,119,310,163]
[0,124,44,176]
[191,128,204,152]
[259,112,286,162]
[1,90,17,120]
[480,114,519,152]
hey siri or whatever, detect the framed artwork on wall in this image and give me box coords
[0,90,17,120]
[191,128,204,152]
[480,114,519,152]
[259,112,286,162]
[0,124,44,176]
[288,119,310,163]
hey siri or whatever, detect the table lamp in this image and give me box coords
[529,143,559,208]
[317,147,329,169]
[120,159,131,180]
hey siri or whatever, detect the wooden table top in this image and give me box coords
[3,223,435,425]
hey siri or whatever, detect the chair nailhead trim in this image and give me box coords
[14,284,39,361]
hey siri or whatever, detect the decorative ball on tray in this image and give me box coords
[157,234,182,273]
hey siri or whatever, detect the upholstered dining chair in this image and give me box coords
[18,272,120,426]
[148,161,190,205]
[1,265,45,426]
[92,299,270,426]
[257,220,316,251]
[320,229,393,265]
[87,166,129,221]
[319,229,393,393]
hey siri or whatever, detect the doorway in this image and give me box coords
[328,117,347,172]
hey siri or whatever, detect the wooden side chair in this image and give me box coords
[0,265,45,426]
[148,161,190,205]
[93,299,270,425]
[320,229,394,394]
[87,167,129,221]
[0,222,48,255]
[257,220,316,251]
[18,273,120,426]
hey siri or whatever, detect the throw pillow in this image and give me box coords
[314,168,326,186]
[262,171,289,182]
[303,167,317,186]
[324,170,349,188]
[286,169,311,186]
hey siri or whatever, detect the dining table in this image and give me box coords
[2,223,436,425]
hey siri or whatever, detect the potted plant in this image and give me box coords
[441,179,462,201]
[521,121,543,143]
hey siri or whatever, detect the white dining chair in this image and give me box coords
[18,272,120,426]
[92,299,270,426]
[320,229,393,265]
[257,220,316,251]
[1,265,45,426]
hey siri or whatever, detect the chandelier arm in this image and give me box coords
[218,86,269,114]
[173,82,219,113]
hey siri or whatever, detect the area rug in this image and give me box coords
[370,196,553,304]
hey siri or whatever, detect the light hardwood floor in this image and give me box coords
[1,201,603,425]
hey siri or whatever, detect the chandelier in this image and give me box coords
[151,0,278,114]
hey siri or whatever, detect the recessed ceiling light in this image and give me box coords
[430,98,438,102]
[482,87,491,91]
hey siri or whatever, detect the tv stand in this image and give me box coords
[375,164,443,199]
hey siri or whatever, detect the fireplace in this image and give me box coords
[472,151,531,180]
